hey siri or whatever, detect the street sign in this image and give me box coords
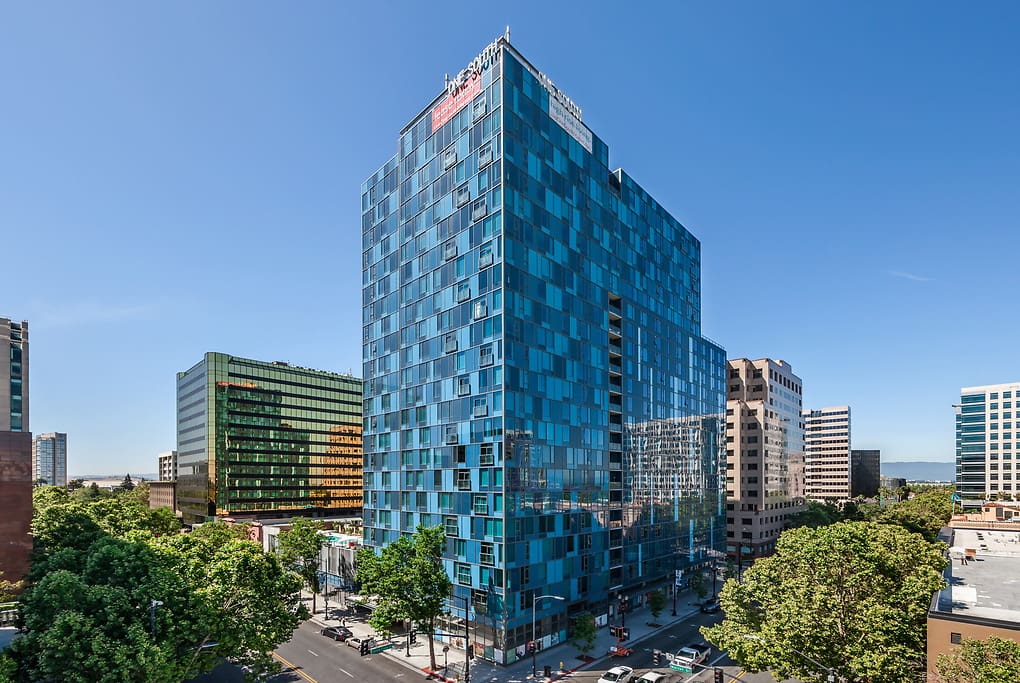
[675,569,683,587]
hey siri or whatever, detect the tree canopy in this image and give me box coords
[936,636,1020,683]
[356,525,452,670]
[10,492,302,682]
[701,521,947,683]
[277,517,325,614]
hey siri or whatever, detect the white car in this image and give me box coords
[636,673,668,683]
[598,666,635,683]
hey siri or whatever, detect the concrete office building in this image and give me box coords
[176,353,363,524]
[725,359,805,561]
[956,382,1020,506]
[803,406,852,503]
[850,449,880,499]
[158,450,178,482]
[362,33,726,663]
[0,318,28,432]
[0,317,31,583]
[32,432,67,487]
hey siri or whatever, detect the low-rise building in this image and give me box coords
[927,524,1020,678]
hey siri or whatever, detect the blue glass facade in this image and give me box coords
[956,383,1019,505]
[362,37,725,663]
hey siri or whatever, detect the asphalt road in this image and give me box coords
[190,620,422,683]
[563,611,791,683]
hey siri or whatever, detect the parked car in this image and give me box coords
[320,626,353,642]
[635,673,669,683]
[598,666,635,683]
[700,597,721,614]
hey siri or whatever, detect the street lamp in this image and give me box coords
[532,594,565,679]
[149,599,163,637]
[742,634,837,683]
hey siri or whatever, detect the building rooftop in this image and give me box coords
[934,528,1020,623]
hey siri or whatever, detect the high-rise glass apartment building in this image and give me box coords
[176,353,363,524]
[33,432,67,487]
[361,34,726,663]
[957,382,1020,505]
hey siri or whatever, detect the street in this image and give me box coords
[189,619,422,683]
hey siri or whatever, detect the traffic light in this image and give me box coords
[359,640,370,656]
[714,667,724,683]
[409,629,417,645]
[609,626,619,638]
[652,649,662,666]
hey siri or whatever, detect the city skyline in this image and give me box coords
[4,2,1020,473]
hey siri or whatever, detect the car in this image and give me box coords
[700,597,721,614]
[320,626,353,642]
[670,642,712,672]
[635,673,669,683]
[597,666,635,683]
[346,635,373,649]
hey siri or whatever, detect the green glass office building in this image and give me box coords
[362,34,726,663]
[176,352,363,524]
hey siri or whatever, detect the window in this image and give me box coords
[478,142,493,167]
[445,516,459,537]
[456,563,471,585]
[457,375,471,396]
[950,632,962,644]
[456,185,470,207]
[479,344,494,367]
[444,333,458,353]
[443,147,458,170]
[480,542,494,565]
[480,443,494,466]
[444,241,458,261]
[445,425,459,444]
[457,470,471,490]
[471,197,488,221]
[473,300,488,320]
[457,282,471,302]
[473,97,487,121]
[473,494,488,515]
[473,397,488,417]
[479,242,493,266]
[456,445,467,464]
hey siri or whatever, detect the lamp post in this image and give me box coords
[742,634,837,683]
[149,599,163,637]
[532,594,565,679]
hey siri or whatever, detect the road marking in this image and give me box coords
[307,649,319,656]
[338,667,355,678]
[272,652,317,683]
[733,670,747,680]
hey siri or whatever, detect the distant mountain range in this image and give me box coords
[882,461,954,482]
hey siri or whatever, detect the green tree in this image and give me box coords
[356,525,452,671]
[788,500,842,529]
[0,570,22,602]
[277,517,325,614]
[689,568,708,600]
[117,473,136,492]
[11,491,297,682]
[701,521,946,683]
[648,589,667,619]
[570,612,598,656]
[937,635,1020,682]
[0,654,15,683]
[65,478,85,492]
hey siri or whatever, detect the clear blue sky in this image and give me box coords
[3,2,1018,475]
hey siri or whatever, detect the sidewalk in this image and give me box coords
[306,589,706,683]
